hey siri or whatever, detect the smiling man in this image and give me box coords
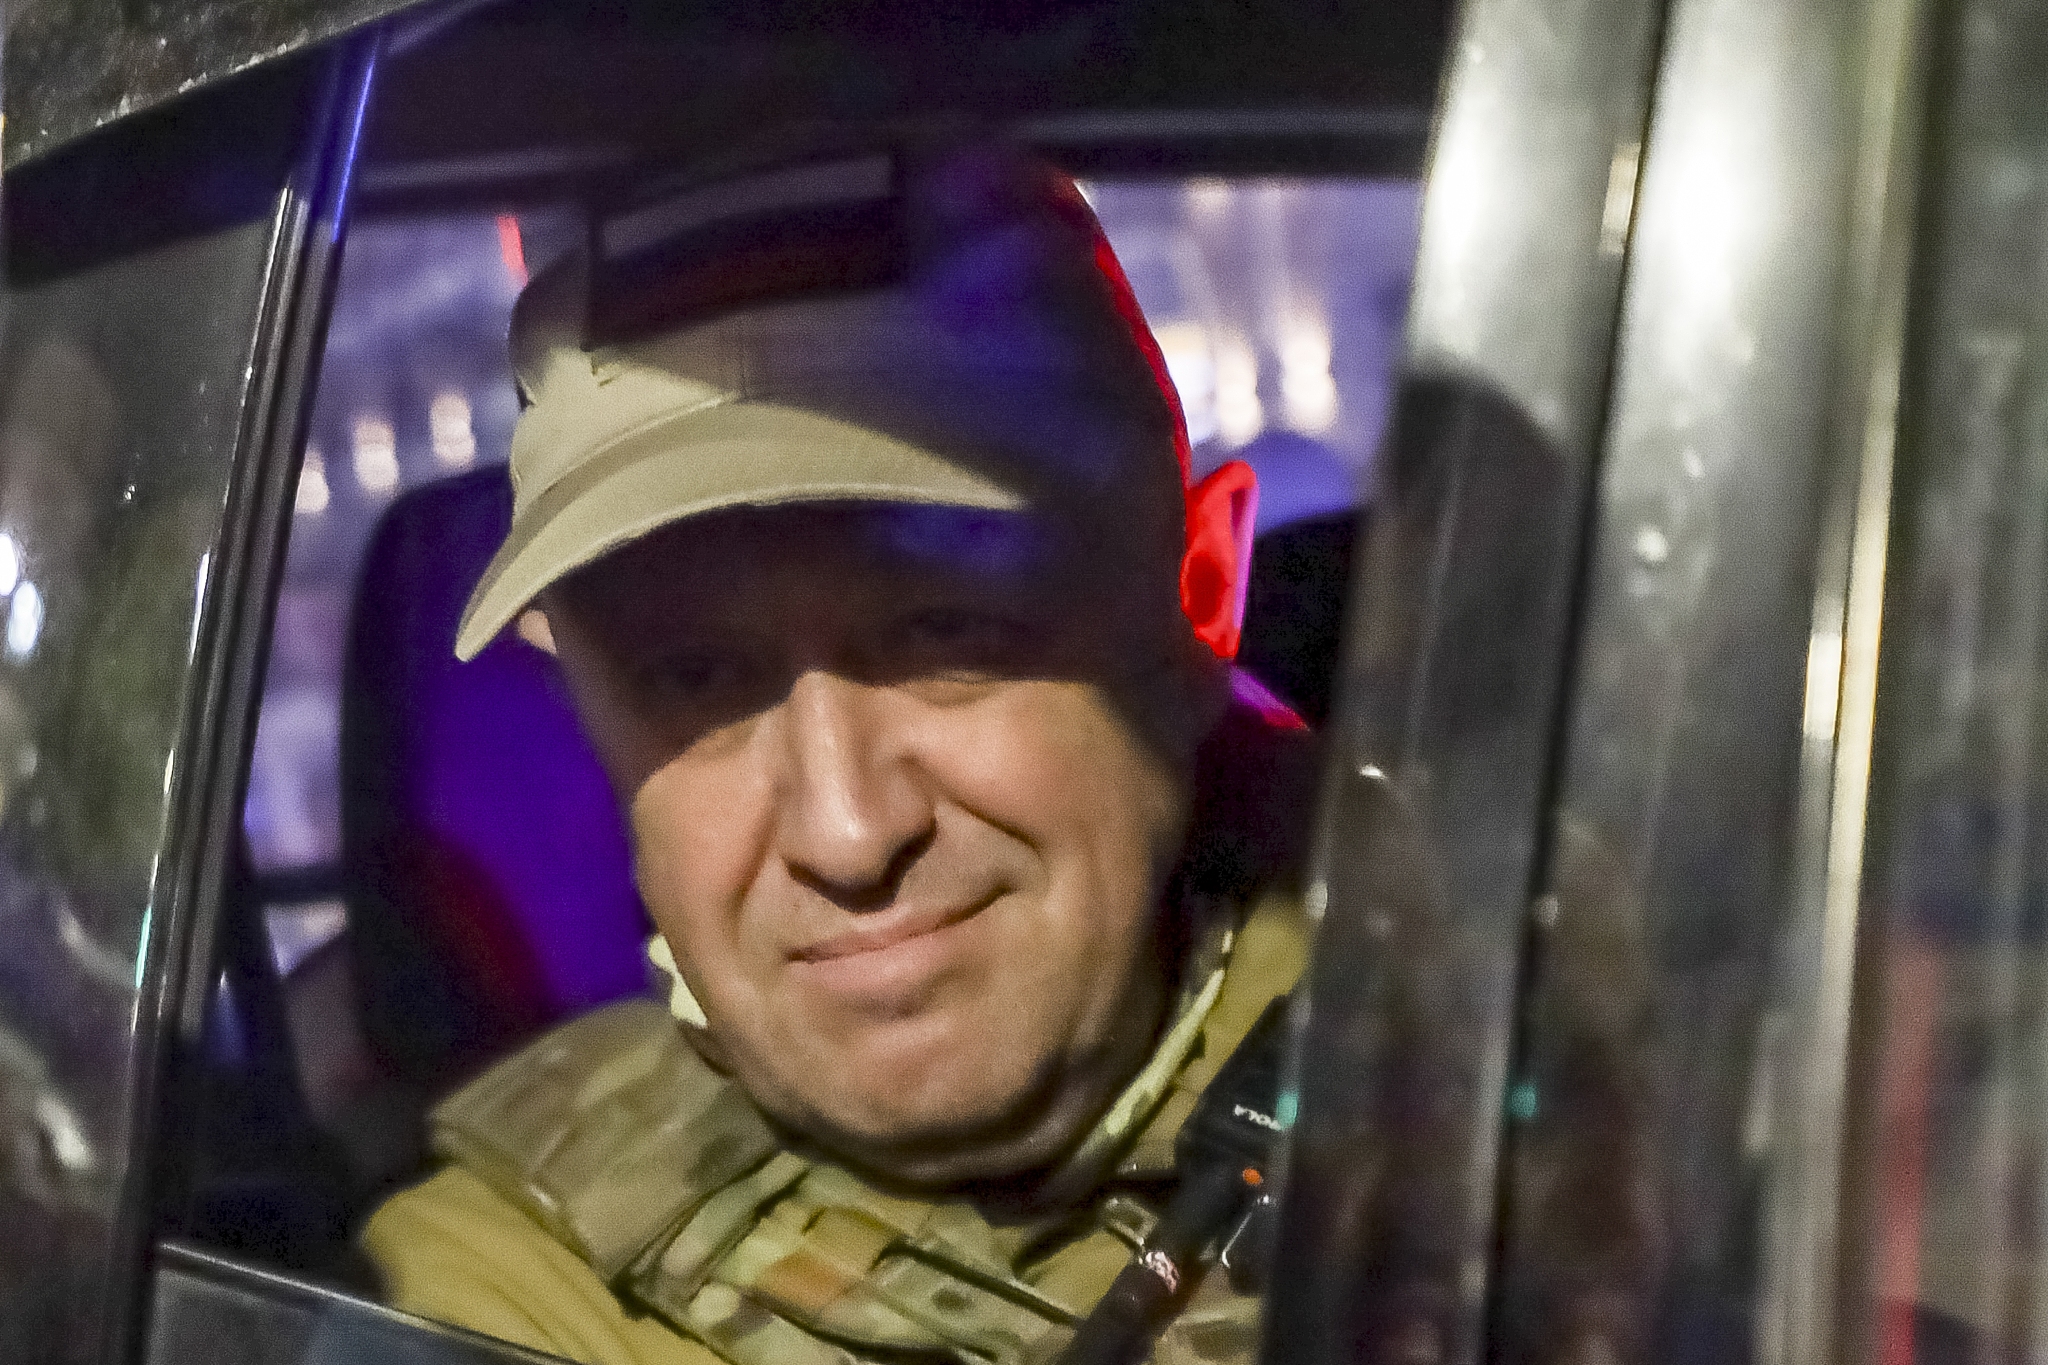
[362,148,1319,1365]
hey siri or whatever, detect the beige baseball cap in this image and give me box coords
[455,148,1191,661]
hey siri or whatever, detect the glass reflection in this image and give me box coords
[1846,1,2048,1356]
[0,247,266,1358]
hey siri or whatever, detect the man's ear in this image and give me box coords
[515,606,558,655]
[1179,459,1258,660]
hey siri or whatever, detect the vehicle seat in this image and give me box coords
[341,467,651,1094]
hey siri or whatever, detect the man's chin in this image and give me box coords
[763,1050,1067,1187]
[809,1074,1032,1162]
[803,1107,1071,1191]
[799,998,1007,1106]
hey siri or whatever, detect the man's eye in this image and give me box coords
[901,608,1017,649]
[901,609,1024,650]
[888,607,1040,679]
[642,651,749,699]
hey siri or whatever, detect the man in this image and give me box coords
[363,147,1319,1365]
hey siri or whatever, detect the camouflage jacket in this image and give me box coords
[365,881,1305,1365]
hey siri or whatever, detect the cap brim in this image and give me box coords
[455,400,1026,660]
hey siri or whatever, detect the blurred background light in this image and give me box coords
[352,416,400,495]
[0,533,22,598]
[1186,178,1231,223]
[430,390,477,468]
[295,449,331,517]
[1152,321,1218,445]
[7,582,43,660]
[1215,332,1265,446]
[496,214,528,286]
[1279,312,1339,435]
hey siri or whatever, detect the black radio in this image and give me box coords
[1057,994,1295,1365]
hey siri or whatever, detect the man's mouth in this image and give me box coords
[791,895,994,964]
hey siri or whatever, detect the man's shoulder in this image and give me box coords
[364,1163,566,1302]
[366,999,756,1364]
[429,998,780,1282]
[365,1165,723,1365]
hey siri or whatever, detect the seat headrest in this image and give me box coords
[341,467,650,1088]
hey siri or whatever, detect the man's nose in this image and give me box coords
[773,669,935,909]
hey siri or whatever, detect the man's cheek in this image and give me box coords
[929,682,1102,814]
[635,756,764,880]
[631,773,769,971]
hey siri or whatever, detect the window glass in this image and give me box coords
[1081,179,1416,518]
[244,215,526,880]
[0,72,342,1359]
[1842,0,2048,1357]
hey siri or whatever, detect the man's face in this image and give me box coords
[546,503,1216,1187]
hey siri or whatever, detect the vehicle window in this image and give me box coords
[244,178,1419,898]
[157,6,1462,1362]
[228,171,1418,1276]
[243,214,525,944]
[234,213,531,1196]
[1296,1,2048,1363]
[0,233,253,1360]
[0,60,358,1361]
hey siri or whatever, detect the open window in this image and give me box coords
[162,2,1452,1362]
[236,167,1426,1196]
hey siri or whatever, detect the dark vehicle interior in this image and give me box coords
[5,0,2035,1362]
[173,0,1451,1341]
